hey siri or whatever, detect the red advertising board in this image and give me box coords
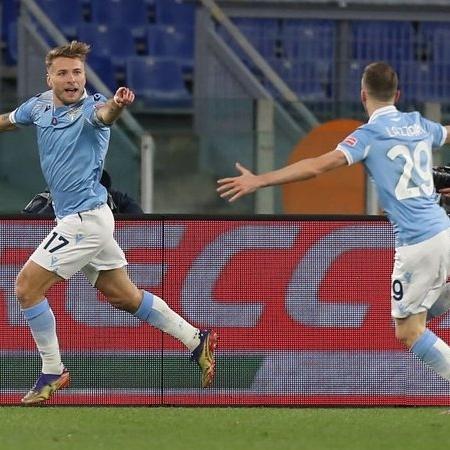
[1,217,449,405]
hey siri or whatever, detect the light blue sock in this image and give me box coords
[134,291,199,351]
[22,298,63,375]
[411,329,450,381]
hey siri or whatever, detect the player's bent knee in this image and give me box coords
[15,273,37,306]
[395,327,425,349]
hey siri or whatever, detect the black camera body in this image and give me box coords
[433,166,450,191]
[432,166,450,214]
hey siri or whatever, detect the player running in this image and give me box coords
[0,41,217,404]
[218,61,450,384]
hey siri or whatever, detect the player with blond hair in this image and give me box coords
[0,41,217,404]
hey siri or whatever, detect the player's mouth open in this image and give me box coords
[65,88,78,94]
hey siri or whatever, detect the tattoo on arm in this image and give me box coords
[96,98,124,125]
[0,113,16,131]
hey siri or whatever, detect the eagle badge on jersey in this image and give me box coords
[68,106,82,121]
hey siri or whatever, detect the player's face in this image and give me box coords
[47,57,86,106]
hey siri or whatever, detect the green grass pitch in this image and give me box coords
[0,407,449,450]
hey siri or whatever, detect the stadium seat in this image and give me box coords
[36,0,85,39]
[399,61,450,103]
[351,21,415,64]
[6,20,18,64]
[275,58,330,101]
[417,22,450,63]
[344,60,368,101]
[1,0,19,44]
[233,18,280,60]
[86,55,117,92]
[280,19,336,61]
[77,23,137,69]
[146,25,194,71]
[154,0,195,27]
[90,0,150,38]
[126,56,192,108]
[215,17,280,69]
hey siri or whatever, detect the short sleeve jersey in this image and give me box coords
[337,105,449,247]
[10,90,110,218]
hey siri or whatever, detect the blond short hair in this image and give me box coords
[45,41,91,69]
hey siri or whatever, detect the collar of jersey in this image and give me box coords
[368,105,398,123]
[52,89,88,112]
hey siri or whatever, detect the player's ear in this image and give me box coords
[46,73,52,88]
[394,90,401,103]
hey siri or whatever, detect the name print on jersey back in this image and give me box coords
[386,123,425,138]
[337,106,449,247]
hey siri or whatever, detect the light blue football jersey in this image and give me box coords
[10,90,110,218]
[337,105,449,247]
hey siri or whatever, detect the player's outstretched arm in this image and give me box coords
[0,113,17,132]
[217,149,348,203]
[445,126,450,144]
[96,87,135,125]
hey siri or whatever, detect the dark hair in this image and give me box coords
[45,41,90,69]
[362,62,398,101]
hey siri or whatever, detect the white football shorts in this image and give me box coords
[391,228,450,319]
[30,203,127,285]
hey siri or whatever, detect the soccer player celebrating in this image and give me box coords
[0,41,217,404]
[218,62,450,384]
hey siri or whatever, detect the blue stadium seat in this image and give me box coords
[86,55,117,92]
[90,0,150,38]
[36,0,85,39]
[77,23,137,69]
[399,61,450,103]
[344,60,368,101]
[232,18,280,60]
[6,20,18,64]
[215,18,279,69]
[417,22,450,63]
[351,21,415,64]
[344,60,450,105]
[146,25,194,71]
[126,56,192,107]
[154,0,195,27]
[280,20,336,61]
[275,58,330,101]
[1,0,19,44]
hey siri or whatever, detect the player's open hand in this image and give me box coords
[217,162,262,202]
[113,87,135,107]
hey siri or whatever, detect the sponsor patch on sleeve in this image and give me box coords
[343,135,358,147]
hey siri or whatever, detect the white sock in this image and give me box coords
[411,329,450,380]
[22,298,64,375]
[134,290,200,351]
